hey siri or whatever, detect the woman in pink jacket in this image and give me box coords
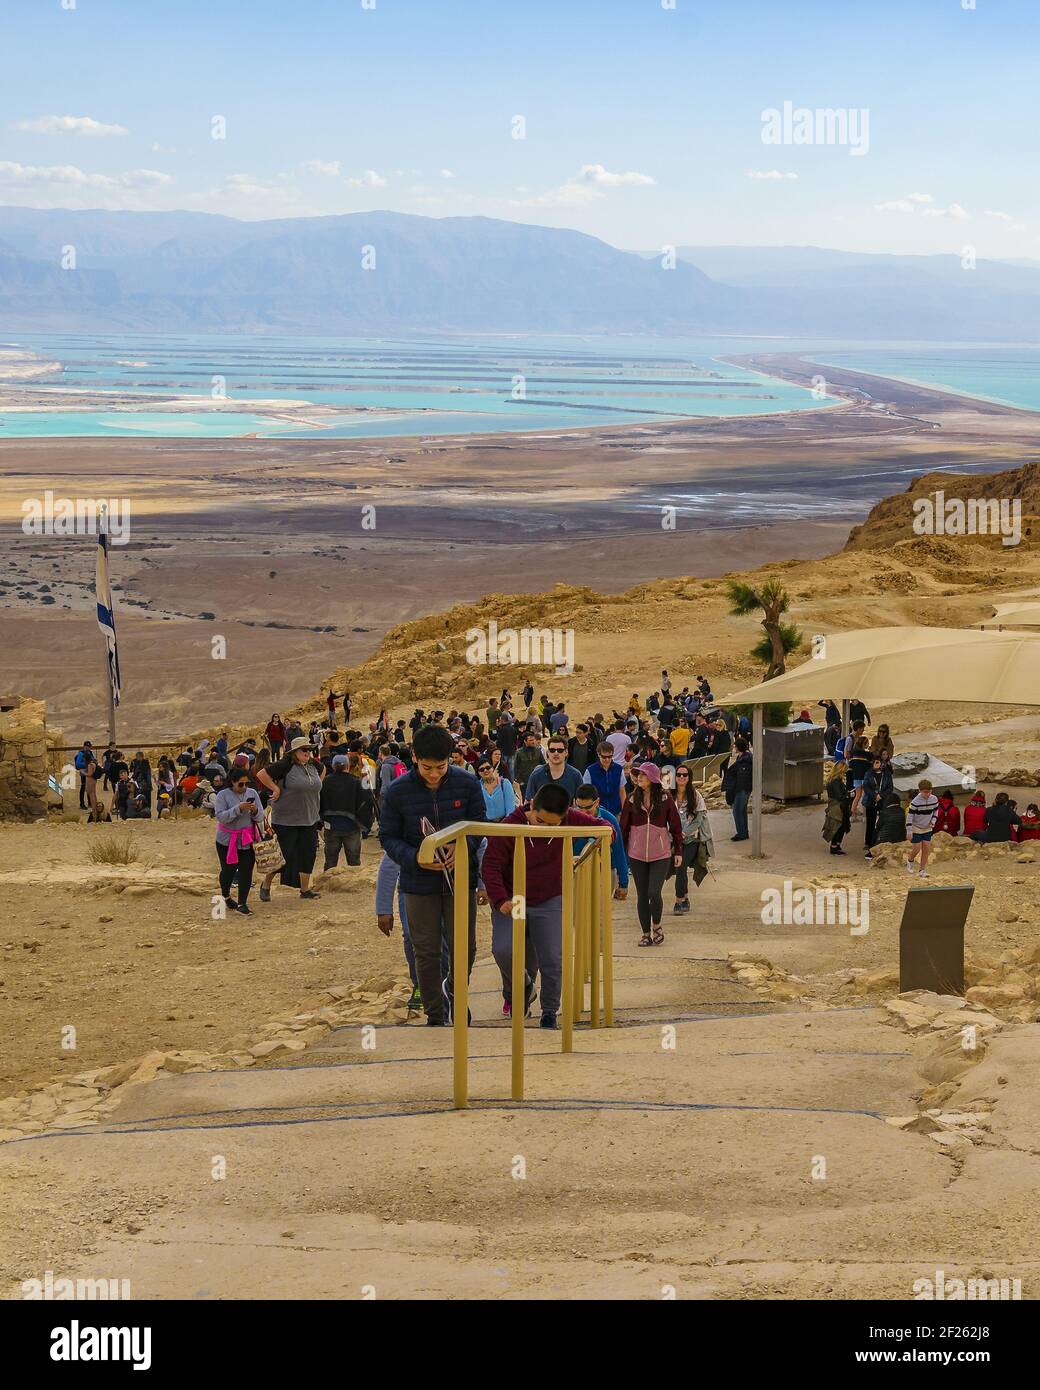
[619,762,683,947]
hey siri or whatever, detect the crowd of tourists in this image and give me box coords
[71,674,1020,1021]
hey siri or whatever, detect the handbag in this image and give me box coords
[252,813,285,874]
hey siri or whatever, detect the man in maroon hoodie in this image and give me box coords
[480,783,608,1030]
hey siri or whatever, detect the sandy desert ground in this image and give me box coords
[3,364,1040,1301]
[2,360,1039,741]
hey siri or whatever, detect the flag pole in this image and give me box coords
[97,503,119,746]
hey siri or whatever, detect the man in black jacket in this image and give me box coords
[379,724,486,1025]
[723,737,753,842]
[568,723,596,774]
[320,755,374,868]
[494,713,519,779]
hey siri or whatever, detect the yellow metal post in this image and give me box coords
[572,857,586,1024]
[600,831,614,1025]
[561,837,575,1054]
[511,837,527,1101]
[452,831,470,1110]
[589,842,601,1029]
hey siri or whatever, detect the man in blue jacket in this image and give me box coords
[582,742,627,817]
[74,740,93,809]
[379,723,486,1025]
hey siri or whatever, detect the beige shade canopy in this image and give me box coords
[723,626,1040,708]
[987,603,1040,627]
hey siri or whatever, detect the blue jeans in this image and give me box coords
[732,789,749,839]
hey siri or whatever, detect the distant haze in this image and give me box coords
[1,208,1038,341]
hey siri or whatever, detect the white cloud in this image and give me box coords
[440,168,456,179]
[746,169,798,180]
[223,173,279,196]
[0,161,170,189]
[876,193,968,218]
[346,169,387,188]
[984,208,1026,232]
[11,114,128,137]
[575,163,654,188]
[512,163,655,208]
[921,202,969,219]
[301,159,341,177]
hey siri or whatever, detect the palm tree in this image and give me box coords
[726,578,802,679]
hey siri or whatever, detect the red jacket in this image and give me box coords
[620,793,684,860]
[481,807,607,910]
[1015,814,1040,842]
[963,799,987,836]
[933,798,960,835]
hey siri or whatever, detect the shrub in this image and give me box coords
[88,832,139,866]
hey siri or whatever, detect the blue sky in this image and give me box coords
[2,0,1037,257]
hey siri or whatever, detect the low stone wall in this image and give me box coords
[0,696,50,821]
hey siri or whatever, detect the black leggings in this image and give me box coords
[217,842,255,905]
[630,859,670,932]
[674,841,698,898]
[272,823,319,887]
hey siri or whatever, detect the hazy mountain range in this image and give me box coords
[0,206,1037,340]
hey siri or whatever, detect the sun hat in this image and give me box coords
[288,736,311,752]
[637,761,662,784]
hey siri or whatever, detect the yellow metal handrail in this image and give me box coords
[417,820,614,1109]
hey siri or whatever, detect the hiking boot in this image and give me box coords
[540,1011,557,1030]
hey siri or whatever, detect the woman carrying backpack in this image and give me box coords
[620,763,683,947]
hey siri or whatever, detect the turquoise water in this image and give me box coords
[0,332,838,439]
[806,346,1040,412]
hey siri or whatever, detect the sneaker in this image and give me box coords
[407,985,423,1012]
[906,860,915,873]
[540,1011,557,1030]
[830,847,846,855]
[235,903,252,915]
[918,869,929,878]
[426,1016,445,1027]
[503,999,511,1018]
[523,974,537,1017]
[259,886,271,902]
[299,890,321,900]
[441,977,472,1027]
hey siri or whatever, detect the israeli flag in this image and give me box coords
[96,527,121,707]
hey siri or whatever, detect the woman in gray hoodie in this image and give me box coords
[214,766,266,915]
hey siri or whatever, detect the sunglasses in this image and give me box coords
[676,771,690,778]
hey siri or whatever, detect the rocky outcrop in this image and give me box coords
[0,696,50,821]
